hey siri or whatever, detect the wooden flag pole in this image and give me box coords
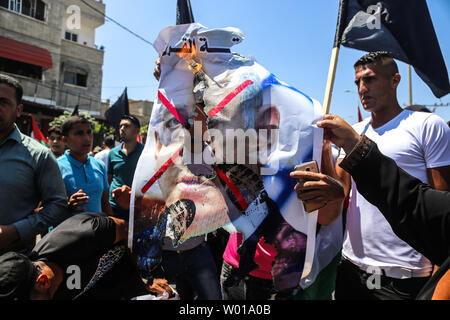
[408,64,413,106]
[323,46,340,115]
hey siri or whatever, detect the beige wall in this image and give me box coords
[129,99,154,126]
[60,0,105,47]
[0,0,105,115]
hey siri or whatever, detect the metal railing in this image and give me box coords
[17,74,105,115]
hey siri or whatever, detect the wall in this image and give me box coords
[0,0,105,115]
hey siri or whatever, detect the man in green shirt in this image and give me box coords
[108,115,143,220]
[0,74,69,254]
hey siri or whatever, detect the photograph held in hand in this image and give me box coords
[293,160,326,213]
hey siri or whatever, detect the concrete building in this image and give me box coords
[0,0,105,135]
[129,99,153,128]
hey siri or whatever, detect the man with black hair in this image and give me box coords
[0,74,68,253]
[47,125,65,158]
[108,115,144,220]
[95,134,115,171]
[404,105,432,113]
[333,52,450,300]
[0,212,169,300]
[289,114,450,300]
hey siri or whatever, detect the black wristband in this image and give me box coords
[339,135,374,173]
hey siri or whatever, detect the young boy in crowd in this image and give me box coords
[58,116,112,215]
[47,125,65,158]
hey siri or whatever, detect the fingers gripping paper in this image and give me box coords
[129,23,324,291]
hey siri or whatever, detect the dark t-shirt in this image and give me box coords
[108,143,144,219]
[30,212,148,300]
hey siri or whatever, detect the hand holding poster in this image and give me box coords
[129,23,324,292]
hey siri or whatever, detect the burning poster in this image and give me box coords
[129,23,323,292]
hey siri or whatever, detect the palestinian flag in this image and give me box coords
[30,116,48,147]
[358,105,363,122]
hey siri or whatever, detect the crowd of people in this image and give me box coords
[0,51,449,300]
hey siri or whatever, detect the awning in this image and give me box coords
[0,35,53,68]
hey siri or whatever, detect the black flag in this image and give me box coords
[71,104,79,116]
[334,0,450,98]
[105,88,129,130]
[176,0,195,25]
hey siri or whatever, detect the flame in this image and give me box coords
[177,42,202,74]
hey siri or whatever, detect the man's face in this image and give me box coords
[204,85,279,174]
[151,87,279,244]
[155,105,228,217]
[144,59,278,244]
[0,83,22,135]
[119,119,139,143]
[354,64,397,113]
[48,133,65,156]
[63,123,93,157]
[149,100,233,245]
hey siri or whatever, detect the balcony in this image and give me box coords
[6,72,103,116]
[60,38,104,65]
[63,0,105,28]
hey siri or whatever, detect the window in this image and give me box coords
[65,31,78,43]
[3,0,45,21]
[21,0,35,17]
[0,57,42,79]
[33,0,45,20]
[64,71,87,87]
[8,0,21,13]
[0,0,8,9]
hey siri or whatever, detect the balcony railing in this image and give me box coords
[9,73,103,116]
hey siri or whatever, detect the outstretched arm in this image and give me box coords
[317,115,450,266]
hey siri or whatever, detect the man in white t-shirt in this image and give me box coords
[334,52,450,300]
[94,134,115,172]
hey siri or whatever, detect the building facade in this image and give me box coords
[129,99,153,128]
[0,0,105,135]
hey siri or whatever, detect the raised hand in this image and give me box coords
[316,114,361,153]
[153,59,161,81]
[112,185,132,210]
[68,189,89,212]
[290,170,345,205]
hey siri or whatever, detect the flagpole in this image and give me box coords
[323,0,347,115]
[177,0,195,25]
[408,64,413,105]
[323,46,340,115]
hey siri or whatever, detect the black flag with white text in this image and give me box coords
[334,0,450,98]
[105,87,130,130]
